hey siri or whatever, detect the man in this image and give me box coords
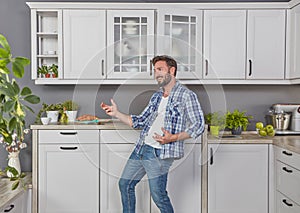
[100,55,205,213]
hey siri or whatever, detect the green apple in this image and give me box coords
[266,124,274,133]
[256,122,264,130]
[259,129,267,137]
[267,129,275,137]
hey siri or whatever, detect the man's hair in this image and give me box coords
[152,55,177,76]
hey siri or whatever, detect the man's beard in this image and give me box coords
[156,71,172,87]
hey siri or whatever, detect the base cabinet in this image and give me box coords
[208,144,268,213]
[38,130,99,213]
[0,190,30,213]
[151,143,201,213]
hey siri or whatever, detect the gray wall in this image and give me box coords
[0,0,298,171]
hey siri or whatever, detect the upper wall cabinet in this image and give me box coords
[247,10,286,80]
[157,9,203,79]
[288,3,300,79]
[203,10,247,79]
[63,10,106,80]
[106,10,155,79]
[30,9,63,80]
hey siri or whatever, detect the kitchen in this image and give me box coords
[1,0,300,212]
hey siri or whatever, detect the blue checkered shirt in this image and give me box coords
[131,81,204,159]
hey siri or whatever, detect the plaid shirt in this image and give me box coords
[131,81,204,159]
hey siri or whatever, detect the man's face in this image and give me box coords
[154,61,173,87]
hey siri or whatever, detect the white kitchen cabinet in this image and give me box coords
[275,146,300,212]
[106,10,155,79]
[38,130,99,213]
[100,130,150,213]
[0,190,30,213]
[203,10,246,79]
[288,3,300,79]
[157,9,203,79]
[30,9,63,80]
[151,141,201,213]
[247,10,286,80]
[63,10,106,79]
[276,191,300,213]
[208,144,268,213]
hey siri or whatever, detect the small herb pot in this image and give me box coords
[231,126,242,135]
[210,125,220,136]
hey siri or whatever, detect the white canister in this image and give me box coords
[46,111,59,123]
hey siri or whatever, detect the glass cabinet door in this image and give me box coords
[107,10,155,79]
[157,9,203,79]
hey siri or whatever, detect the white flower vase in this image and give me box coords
[65,111,78,122]
[46,111,59,123]
[7,151,21,177]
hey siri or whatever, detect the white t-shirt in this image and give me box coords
[144,96,169,149]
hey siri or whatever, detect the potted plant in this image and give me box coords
[49,64,58,78]
[225,109,253,135]
[205,112,226,136]
[0,34,40,189]
[37,65,48,78]
[35,102,63,124]
[62,100,79,122]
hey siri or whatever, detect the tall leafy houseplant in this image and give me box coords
[0,34,40,189]
[205,112,226,136]
[225,109,253,135]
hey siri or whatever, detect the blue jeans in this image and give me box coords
[119,144,174,213]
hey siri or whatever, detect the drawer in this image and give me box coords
[276,191,300,213]
[275,146,300,170]
[100,130,140,144]
[276,160,300,205]
[39,130,99,144]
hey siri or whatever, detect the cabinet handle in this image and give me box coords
[282,199,293,207]
[4,204,15,212]
[101,59,104,76]
[60,132,78,135]
[150,59,153,76]
[282,150,293,156]
[60,147,78,150]
[282,167,293,173]
[248,60,252,76]
[210,147,214,165]
[205,59,208,76]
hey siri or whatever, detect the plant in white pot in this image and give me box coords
[0,34,40,189]
[35,102,63,124]
[63,100,79,123]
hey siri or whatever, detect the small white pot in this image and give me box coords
[46,111,59,123]
[7,151,21,177]
[65,111,78,122]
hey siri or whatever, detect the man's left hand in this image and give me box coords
[153,128,178,144]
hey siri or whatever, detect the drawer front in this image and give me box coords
[100,130,140,144]
[275,146,300,170]
[39,130,99,144]
[276,160,300,205]
[276,191,300,213]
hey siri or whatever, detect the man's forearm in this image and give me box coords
[115,111,133,127]
[173,132,191,141]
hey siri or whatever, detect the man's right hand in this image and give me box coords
[100,99,118,117]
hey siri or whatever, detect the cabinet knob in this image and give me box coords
[101,59,104,76]
[150,59,153,76]
[282,199,293,207]
[282,150,292,156]
[4,204,15,212]
[282,167,293,173]
[205,59,209,76]
[210,147,214,165]
[60,147,78,150]
[248,60,252,76]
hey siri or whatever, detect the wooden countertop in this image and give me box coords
[0,172,31,211]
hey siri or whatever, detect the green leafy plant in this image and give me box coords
[225,109,253,131]
[62,100,79,111]
[37,65,49,77]
[0,34,40,189]
[35,102,64,124]
[49,64,58,77]
[205,112,226,129]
